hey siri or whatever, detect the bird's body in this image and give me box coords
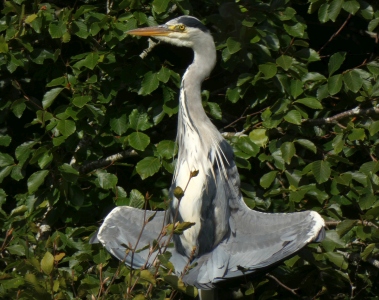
[92,16,325,292]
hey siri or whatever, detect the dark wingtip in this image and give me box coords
[313,227,326,242]
[89,231,99,244]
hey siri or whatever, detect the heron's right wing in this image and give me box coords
[92,206,188,271]
[221,207,325,277]
[183,207,324,289]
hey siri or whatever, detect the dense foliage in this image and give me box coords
[1,0,379,299]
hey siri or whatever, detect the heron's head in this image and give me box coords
[127,16,211,49]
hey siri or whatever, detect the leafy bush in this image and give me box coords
[1,0,379,299]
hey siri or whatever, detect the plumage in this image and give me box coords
[91,15,325,292]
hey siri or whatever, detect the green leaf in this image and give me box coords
[342,0,360,15]
[42,87,64,109]
[348,128,365,141]
[328,52,346,76]
[237,73,252,86]
[361,243,375,261]
[368,120,379,136]
[72,21,90,38]
[325,252,348,269]
[49,21,67,38]
[284,110,301,125]
[129,189,145,208]
[260,171,278,188]
[6,244,25,256]
[336,219,357,236]
[294,97,323,109]
[56,119,76,137]
[283,22,305,37]
[328,74,343,95]
[140,270,156,286]
[128,132,150,151]
[249,129,268,147]
[136,157,161,180]
[236,136,260,157]
[157,67,170,83]
[129,109,152,131]
[152,0,170,14]
[259,63,277,79]
[157,140,177,159]
[226,87,240,103]
[59,163,79,183]
[318,3,330,23]
[72,95,91,108]
[0,153,14,167]
[290,80,303,99]
[0,35,9,53]
[11,99,26,118]
[328,0,343,22]
[359,2,374,19]
[276,55,293,71]
[27,170,49,194]
[226,37,241,54]
[280,142,295,164]
[295,139,317,154]
[96,171,118,189]
[83,52,99,70]
[139,71,159,95]
[110,114,128,135]
[207,102,222,120]
[343,70,363,93]
[41,251,54,275]
[0,135,11,146]
[368,18,379,32]
[311,160,331,184]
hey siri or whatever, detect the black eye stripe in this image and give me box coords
[176,16,209,33]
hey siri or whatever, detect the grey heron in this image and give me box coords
[91,15,325,295]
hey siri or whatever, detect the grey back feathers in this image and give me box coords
[92,16,325,291]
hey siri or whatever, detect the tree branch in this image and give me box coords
[318,14,352,53]
[266,273,300,297]
[304,105,379,125]
[139,39,160,59]
[325,220,379,229]
[79,149,138,174]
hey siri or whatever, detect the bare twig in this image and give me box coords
[221,131,247,138]
[223,107,267,130]
[106,0,113,14]
[266,273,300,297]
[325,220,379,229]
[140,39,160,59]
[304,105,379,126]
[318,14,352,53]
[79,149,138,174]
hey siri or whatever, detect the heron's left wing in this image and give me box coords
[91,206,187,270]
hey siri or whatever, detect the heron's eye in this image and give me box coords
[175,24,186,31]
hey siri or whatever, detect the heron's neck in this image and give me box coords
[178,37,217,137]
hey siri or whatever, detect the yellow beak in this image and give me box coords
[127,26,171,37]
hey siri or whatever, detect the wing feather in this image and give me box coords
[93,207,169,268]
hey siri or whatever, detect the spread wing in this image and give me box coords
[183,203,325,289]
[182,157,325,289]
[90,206,188,271]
